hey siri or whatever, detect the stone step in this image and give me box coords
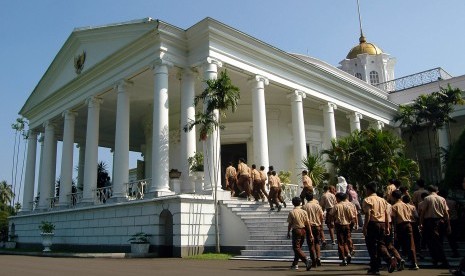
[247,239,367,245]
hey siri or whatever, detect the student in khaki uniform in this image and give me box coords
[251,164,263,201]
[420,185,451,269]
[385,179,397,204]
[302,193,324,267]
[225,162,237,196]
[391,190,419,270]
[299,170,313,205]
[384,196,404,271]
[237,158,252,200]
[272,171,287,208]
[258,166,269,202]
[319,185,337,246]
[268,171,282,211]
[331,192,356,266]
[287,197,313,271]
[412,179,426,209]
[363,181,397,275]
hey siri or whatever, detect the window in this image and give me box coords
[355,72,362,80]
[369,71,379,85]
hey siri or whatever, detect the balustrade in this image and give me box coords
[125,178,150,200]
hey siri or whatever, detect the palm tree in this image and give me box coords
[302,154,326,189]
[395,84,464,182]
[10,117,27,208]
[0,181,14,207]
[323,129,418,193]
[184,70,240,253]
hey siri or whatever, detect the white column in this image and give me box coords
[58,111,77,207]
[77,143,85,191]
[370,120,384,130]
[289,90,307,178]
[150,60,172,194]
[112,80,131,198]
[321,102,338,149]
[22,130,37,212]
[321,102,337,175]
[203,57,222,192]
[252,75,270,170]
[347,112,363,132]
[438,126,449,178]
[180,69,196,193]
[38,121,56,209]
[82,96,103,203]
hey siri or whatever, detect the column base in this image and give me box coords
[215,190,231,201]
[146,190,175,198]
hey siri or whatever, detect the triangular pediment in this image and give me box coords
[20,18,158,116]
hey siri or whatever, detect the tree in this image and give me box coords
[0,181,14,206]
[10,117,28,208]
[444,128,465,190]
[395,84,464,182]
[322,129,419,193]
[97,161,111,188]
[302,153,327,188]
[184,70,240,253]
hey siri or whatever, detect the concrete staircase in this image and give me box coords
[222,198,464,268]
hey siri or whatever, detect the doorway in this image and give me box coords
[221,143,247,190]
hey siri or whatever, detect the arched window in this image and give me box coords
[355,72,363,80]
[369,71,379,85]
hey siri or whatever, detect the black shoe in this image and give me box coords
[410,263,419,270]
[306,258,312,271]
[397,259,405,271]
[270,207,275,211]
[316,258,321,266]
[277,205,282,212]
[321,241,327,248]
[347,254,352,264]
[340,258,348,266]
[283,202,287,208]
[388,257,397,273]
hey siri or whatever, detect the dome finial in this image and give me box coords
[357,0,365,44]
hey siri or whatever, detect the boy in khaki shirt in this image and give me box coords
[287,197,313,271]
[302,193,324,267]
[331,192,356,266]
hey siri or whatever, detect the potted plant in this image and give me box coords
[39,221,55,252]
[188,151,204,173]
[128,232,150,254]
[188,152,204,193]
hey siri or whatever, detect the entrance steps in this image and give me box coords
[222,198,464,268]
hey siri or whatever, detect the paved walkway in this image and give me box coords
[0,255,453,276]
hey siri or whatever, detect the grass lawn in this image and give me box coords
[186,253,234,260]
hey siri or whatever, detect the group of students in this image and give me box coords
[224,159,287,211]
[287,176,458,274]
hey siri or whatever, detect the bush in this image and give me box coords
[444,128,465,190]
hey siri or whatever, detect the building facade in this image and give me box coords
[11,18,398,256]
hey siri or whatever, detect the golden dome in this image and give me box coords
[346,35,383,59]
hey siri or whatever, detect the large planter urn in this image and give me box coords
[192,171,204,193]
[130,243,150,254]
[41,233,54,252]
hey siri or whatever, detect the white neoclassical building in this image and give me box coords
[11,18,398,256]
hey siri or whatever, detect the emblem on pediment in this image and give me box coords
[74,51,86,74]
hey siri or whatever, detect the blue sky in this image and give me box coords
[1,0,464,202]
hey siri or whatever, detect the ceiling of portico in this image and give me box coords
[49,65,365,154]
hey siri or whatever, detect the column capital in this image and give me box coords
[62,110,78,120]
[346,111,363,120]
[43,120,56,130]
[86,96,103,108]
[27,129,38,138]
[287,90,306,101]
[370,120,384,130]
[319,102,337,111]
[114,79,133,93]
[152,58,173,72]
[254,75,269,85]
[38,134,45,143]
[205,57,223,68]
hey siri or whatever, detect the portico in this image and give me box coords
[12,17,397,256]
